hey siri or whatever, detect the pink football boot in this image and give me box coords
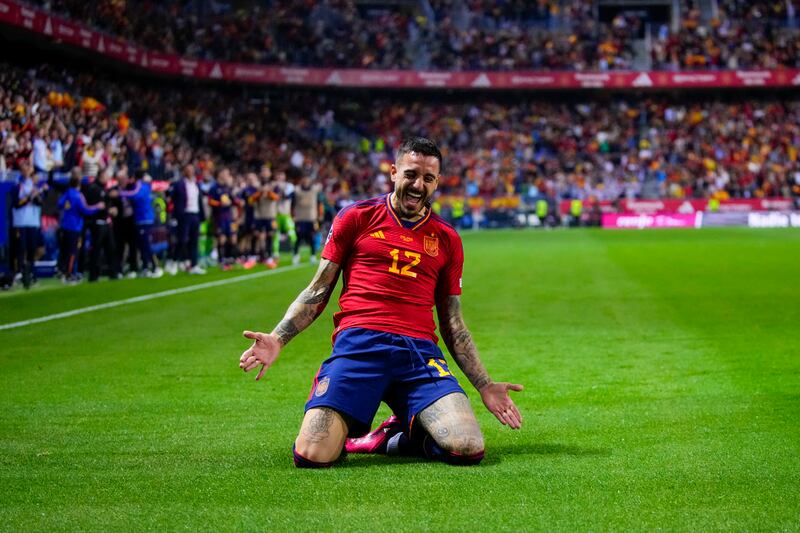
[345,415,403,454]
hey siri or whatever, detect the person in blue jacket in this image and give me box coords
[119,170,163,278]
[58,170,103,283]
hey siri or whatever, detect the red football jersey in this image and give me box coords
[322,194,463,343]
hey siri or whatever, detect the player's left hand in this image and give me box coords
[479,382,523,429]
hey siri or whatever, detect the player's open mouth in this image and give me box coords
[404,190,423,209]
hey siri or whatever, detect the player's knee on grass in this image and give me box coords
[292,443,337,468]
[421,415,485,457]
[422,434,485,466]
[293,407,348,467]
[433,429,485,461]
[417,392,485,463]
[293,437,343,466]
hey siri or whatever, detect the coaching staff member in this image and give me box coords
[170,163,206,274]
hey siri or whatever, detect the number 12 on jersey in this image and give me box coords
[388,248,421,278]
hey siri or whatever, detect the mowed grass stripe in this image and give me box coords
[0,258,313,325]
[0,264,311,331]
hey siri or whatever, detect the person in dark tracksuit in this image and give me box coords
[113,168,139,277]
[84,169,120,281]
[58,174,103,283]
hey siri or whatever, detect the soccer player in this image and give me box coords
[239,137,523,468]
[239,172,261,266]
[207,168,240,270]
[271,170,297,264]
[252,168,280,268]
[291,173,323,264]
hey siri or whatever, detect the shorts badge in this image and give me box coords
[314,376,330,397]
[424,235,439,257]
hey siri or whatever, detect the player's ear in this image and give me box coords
[390,164,398,182]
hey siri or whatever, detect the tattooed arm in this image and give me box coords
[272,258,341,346]
[239,259,341,380]
[437,295,524,429]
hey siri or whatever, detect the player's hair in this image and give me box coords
[396,137,444,173]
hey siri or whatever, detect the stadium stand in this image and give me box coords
[21,0,800,71]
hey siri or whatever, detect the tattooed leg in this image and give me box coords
[294,407,349,464]
[416,392,485,463]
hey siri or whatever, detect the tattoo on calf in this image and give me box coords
[302,408,335,444]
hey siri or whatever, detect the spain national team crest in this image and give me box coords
[314,376,330,397]
[424,235,439,257]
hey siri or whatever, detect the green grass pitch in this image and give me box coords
[1,228,799,531]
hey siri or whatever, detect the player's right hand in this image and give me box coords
[239,330,282,381]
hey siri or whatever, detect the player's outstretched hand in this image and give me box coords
[239,330,282,381]
[479,382,524,429]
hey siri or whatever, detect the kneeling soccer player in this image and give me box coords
[239,137,523,467]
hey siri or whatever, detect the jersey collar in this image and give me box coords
[385,193,432,231]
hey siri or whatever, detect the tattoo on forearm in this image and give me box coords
[298,290,328,305]
[273,319,300,345]
[437,296,492,391]
[271,260,340,346]
[302,408,335,444]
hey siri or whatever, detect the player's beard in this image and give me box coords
[396,188,427,219]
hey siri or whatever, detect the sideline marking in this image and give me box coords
[0,264,308,331]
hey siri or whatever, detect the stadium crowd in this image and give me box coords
[3,57,800,288]
[30,0,800,71]
[651,0,800,69]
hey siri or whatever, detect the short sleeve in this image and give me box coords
[436,232,464,299]
[321,206,360,265]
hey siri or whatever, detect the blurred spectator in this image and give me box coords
[12,160,43,288]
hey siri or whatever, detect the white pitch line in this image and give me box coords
[0,264,308,331]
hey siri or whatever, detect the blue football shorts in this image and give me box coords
[305,328,465,437]
[214,217,233,237]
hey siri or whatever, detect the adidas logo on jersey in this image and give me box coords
[370,231,385,239]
